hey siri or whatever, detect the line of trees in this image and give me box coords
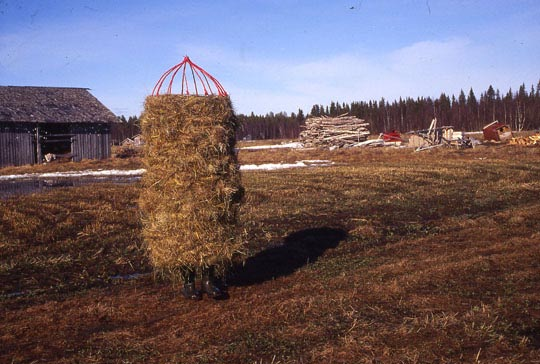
[111,112,305,142]
[236,110,305,140]
[111,115,140,145]
[113,80,540,142]
[238,80,540,139]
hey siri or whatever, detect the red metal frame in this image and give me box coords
[152,56,228,97]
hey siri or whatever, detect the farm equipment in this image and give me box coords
[407,118,472,151]
[381,130,403,145]
[483,121,513,142]
[352,130,403,148]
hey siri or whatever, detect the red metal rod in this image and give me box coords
[151,56,228,96]
[193,66,211,95]
[152,63,177,96]
[167,61,183,95]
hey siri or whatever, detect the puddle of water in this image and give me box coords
[1,272,151,299]
[109,272,151,280]
[0,176,141,199]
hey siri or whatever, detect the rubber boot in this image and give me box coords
[181,269,202,300]
[202,266,227,300]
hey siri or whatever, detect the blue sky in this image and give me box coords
[1,0,539,116]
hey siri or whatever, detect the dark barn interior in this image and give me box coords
[40,123,73,156]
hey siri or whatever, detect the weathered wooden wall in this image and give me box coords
[0,123,36,167]
[71,123,111,161]
[0,123,112,167]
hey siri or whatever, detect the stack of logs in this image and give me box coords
[509,133,540,146]
[300,114,370,148]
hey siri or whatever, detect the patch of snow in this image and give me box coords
[240,160,333,171]
[352,139,406,148]
[353,139,383,147]
[0,169,147,181]
[240,141,304,150]
[1,160,334,180]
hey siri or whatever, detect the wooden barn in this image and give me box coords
[0,86,118,168]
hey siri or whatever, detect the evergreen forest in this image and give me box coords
[237,81,540,140]
[112,81,540,142]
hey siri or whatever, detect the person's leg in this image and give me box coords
[181,267,202,300]
[202,266,226,299]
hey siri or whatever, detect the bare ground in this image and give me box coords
[1,145,540,363]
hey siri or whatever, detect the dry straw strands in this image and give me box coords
[300,114,370,148]
[139,95,244,281]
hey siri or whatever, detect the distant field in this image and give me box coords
[1,145,539,363]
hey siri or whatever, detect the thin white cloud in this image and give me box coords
[216,37,538,114]
[2,19,538,117]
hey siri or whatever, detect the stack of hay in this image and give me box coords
[139,94,244,281]
[300,114,370,148]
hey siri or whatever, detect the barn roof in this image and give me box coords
[0,86,118,124]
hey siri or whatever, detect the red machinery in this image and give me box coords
[382,130,403,143]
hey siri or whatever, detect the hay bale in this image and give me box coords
[139,94,244,281]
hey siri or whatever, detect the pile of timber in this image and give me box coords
[300,114,370,148]
[509,133,540,146]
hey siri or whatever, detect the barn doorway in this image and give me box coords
[37,124,74,161]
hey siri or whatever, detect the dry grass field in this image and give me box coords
[1,145,540,363]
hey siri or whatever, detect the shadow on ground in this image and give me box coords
[229,227,348,286]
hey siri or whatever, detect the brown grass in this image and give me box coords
[0,156,142,176]
[1,145,539,363]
